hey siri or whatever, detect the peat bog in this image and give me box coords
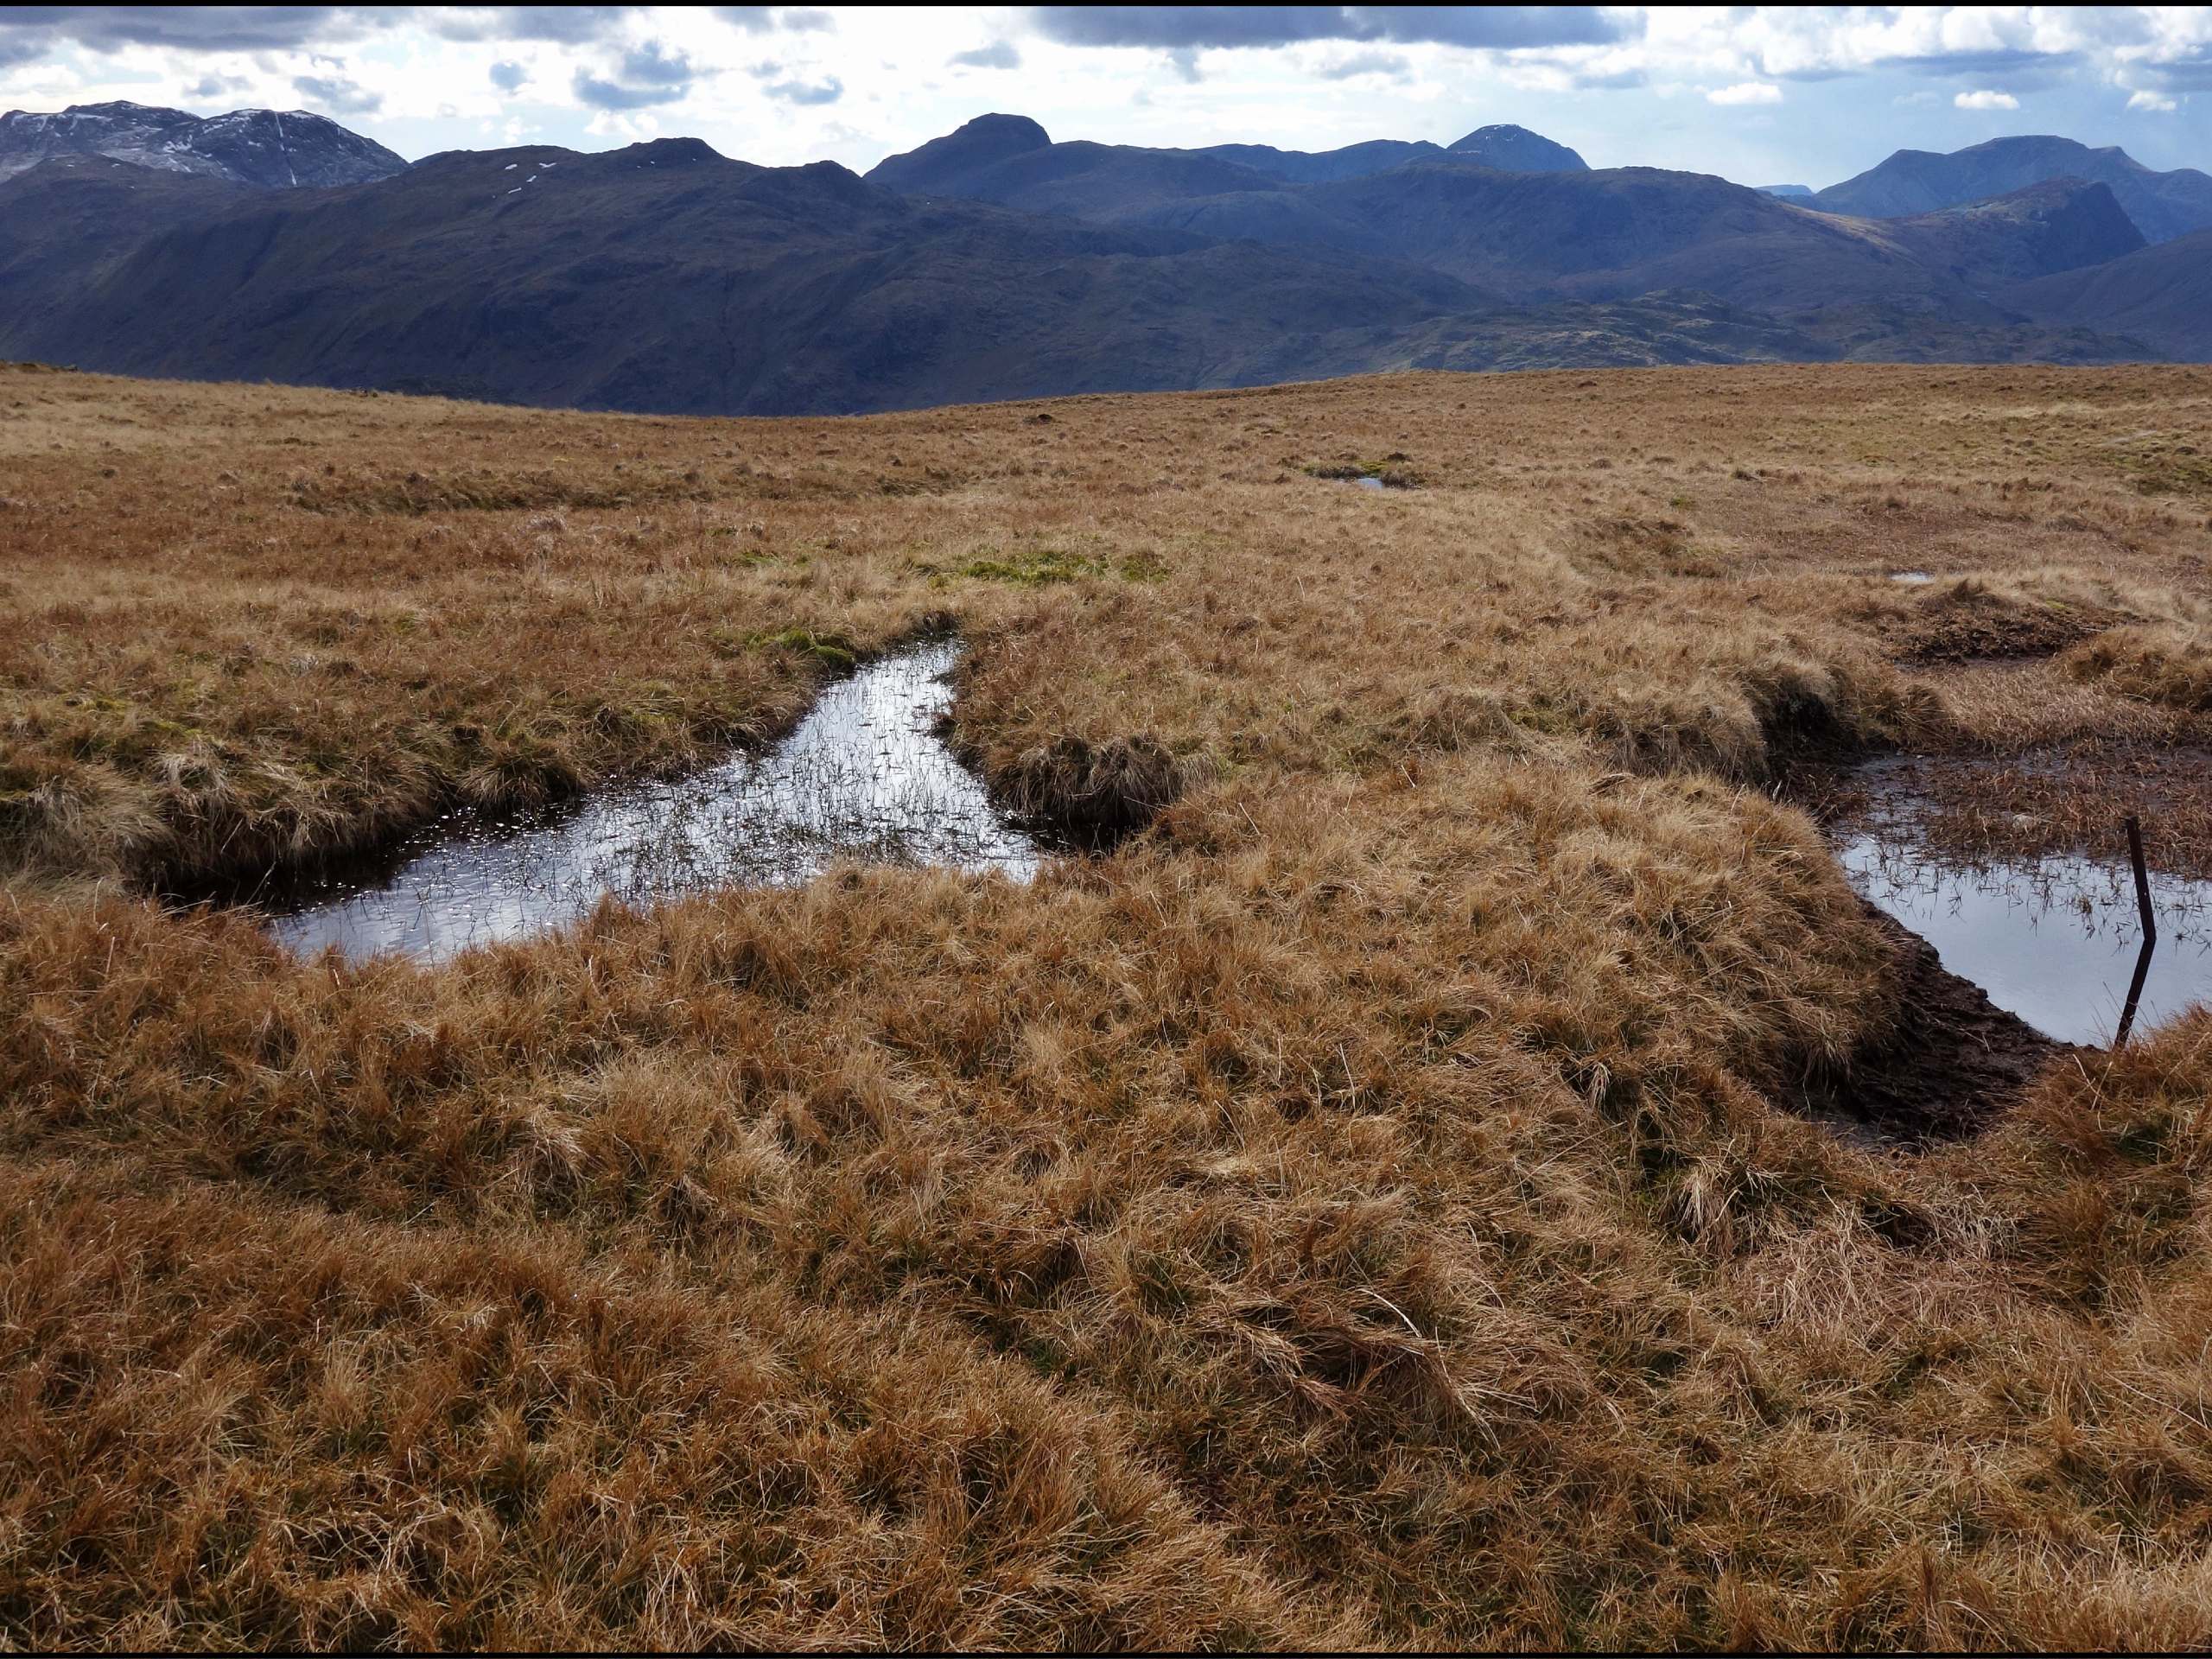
[6,363,2212,1650]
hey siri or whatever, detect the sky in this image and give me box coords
[3,6,2210,188]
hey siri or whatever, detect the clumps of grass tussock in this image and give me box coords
[290,464,716,514]
[10,361,2212,1648]
[741,624,864,671]
[3,763,2204,1648]
[1986,1012,2212,1305]
[909,542,1166,587]
[0,661,820,891]
[0,770,1928,1646]
[2063,624,2212,714]
[960,546,1112,585]
[0,457,959,888]
[1000,733,1193,838]
[0,1161,1321,1651]
[2111,434,2212,499]
[1575,648,1942,779]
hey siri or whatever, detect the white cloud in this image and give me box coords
[1316,49,1410,83]
[948,41,1019,71]
[294,71,381,114]
[1641,7,2140,82]
[1953,88,2020,110]
[10,6,2212,188]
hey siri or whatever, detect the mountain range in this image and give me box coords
[866,113,1591,200]
[0,99,403,188]
[0,99,2206,416]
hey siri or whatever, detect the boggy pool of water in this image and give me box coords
[1836,826,2212,1048]
[243,639,1040,963]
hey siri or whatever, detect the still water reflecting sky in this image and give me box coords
[257,639,1039,963]
[1838,834,2212,1046]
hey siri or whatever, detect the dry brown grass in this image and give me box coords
[2064,624,2212,715]
[5,362,2212,1649]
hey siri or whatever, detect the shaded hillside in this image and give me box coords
[1184,135,1442,183]
[0,99,404,188]
[0,141,1533,415]
[868,117,2126,321]
[865,135,1283,222]
[0,128,2168,417]
[1396,291,1835,369]
[0,157,251,304]
[1141,163,2016,314]
[1191,122,1587,180]
[1815,136,2212,243]
[1783,299,2146,365]
[1878,180,2146,292]
[2003,228,2212,360]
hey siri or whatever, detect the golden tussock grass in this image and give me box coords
[3,362,2212,1648]
[2064,623,2212,715]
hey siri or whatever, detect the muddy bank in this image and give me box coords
[989,732,1191,846]
[1785,905,2075,1143]
[1889,579,2116,666]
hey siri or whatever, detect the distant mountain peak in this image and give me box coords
[622,136,724,166]
[0,98,404,188]
[957,112,1051,144]
[1963,134,2118,156]
[1446,124,1588,172]
[866,113,1050,193]
[1452,124,1548,144]
[1815,133,2212,243]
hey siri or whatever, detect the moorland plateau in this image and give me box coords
[2,361,2210,1647]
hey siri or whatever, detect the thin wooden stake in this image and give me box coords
[2113,814,2158,1049]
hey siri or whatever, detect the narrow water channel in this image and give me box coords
[249,639,1039,963]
